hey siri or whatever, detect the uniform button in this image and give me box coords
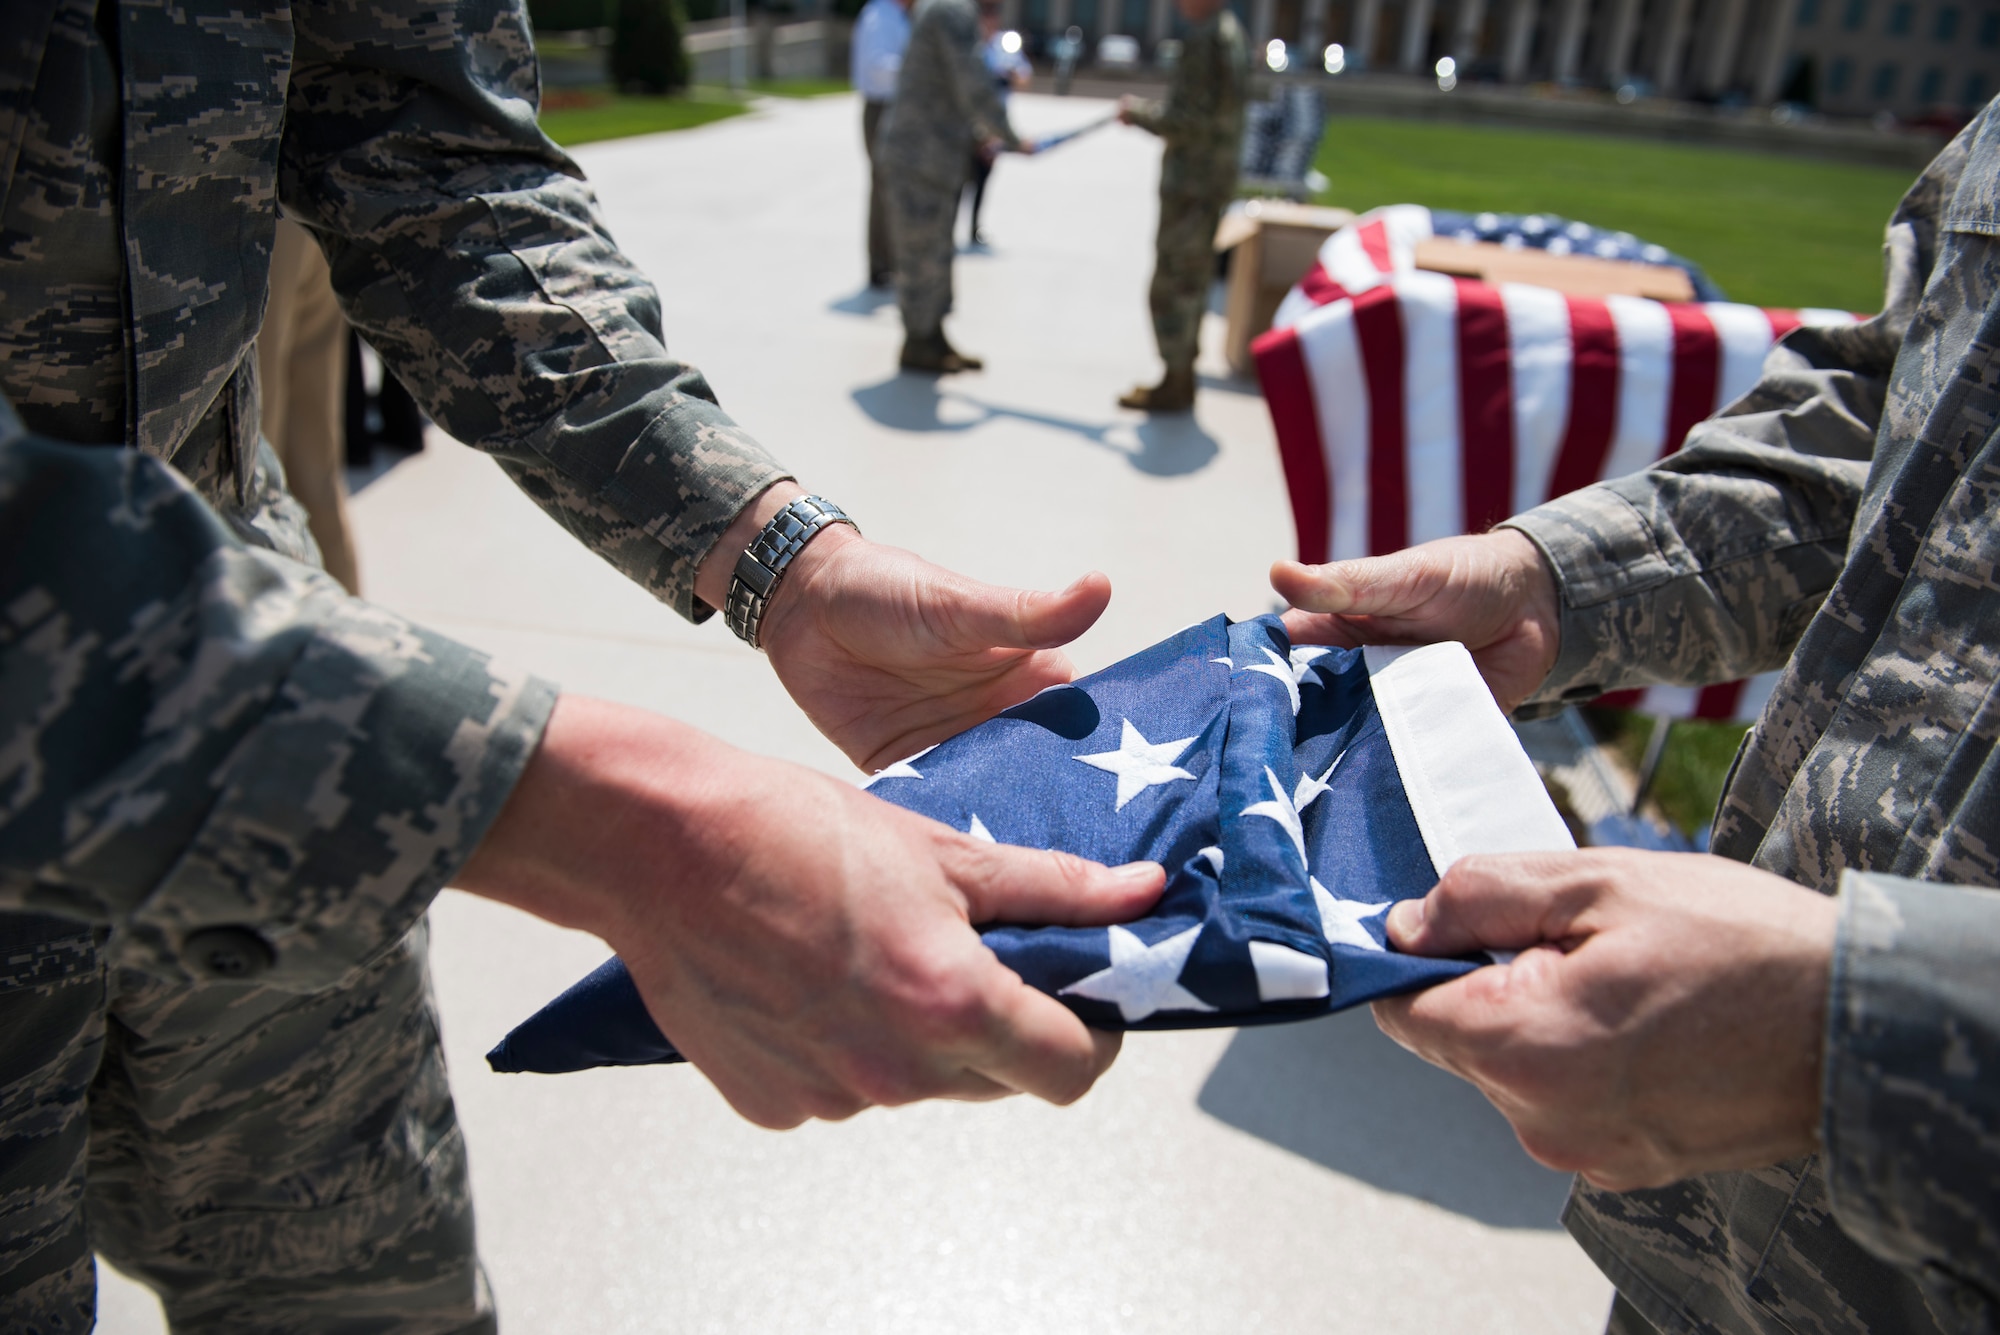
[183,927,275,981]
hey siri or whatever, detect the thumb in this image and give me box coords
[950,569,1112,651]
[1387,853,1587,957]
[1271,551,1442,619]
[949,840,1165,926]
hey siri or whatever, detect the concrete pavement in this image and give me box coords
[96,91,1612,1334]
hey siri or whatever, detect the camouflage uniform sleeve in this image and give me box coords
[939,3,1018,147]
[1501,136,1958,706]
[1124,28,1212,143]
[1822,869,2000,1295]
[0,399,557,990]
[282,0,790,623]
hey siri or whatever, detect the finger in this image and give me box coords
[1386,853,1593,957]
[1271,552,1439,618]
[970,980,1122,1105]
[946,569,1112,652]
[947,840,1165,925]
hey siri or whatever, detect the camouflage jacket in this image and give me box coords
[0,0,790,987]
[0,0,787,620]
[1124,10,1247,200]
[1506,106,2000,1334]
[875,0,1017,185]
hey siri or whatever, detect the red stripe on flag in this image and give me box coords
[1358,220,1393,275]
[1352,286,1408,554]
[1547,296,1621,500]
[1298,264,1350,308]
[1693,681,1746,721]
[1765,309,1803,340]
[1454,279,1515,533]
[1663,303,1720,459]
[1594,689,1645,710]
[1252,326,1334,564]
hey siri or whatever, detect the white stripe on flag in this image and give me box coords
[1605,294,1673,478]
[1500,282,1572,513]
[1735,671,1781,722]
[1637,684,1700,718]
[1399,271,1463,545]
[1799,308,1861,326]
[1294,299,1374,562]
[1318,203,1437,293]
[1706,302,1775,411]
[1378,204,1437,274]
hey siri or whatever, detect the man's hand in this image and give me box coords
[459,696,1166,1129]
[1115,94,1137,124]
[696,483,1111,774]
[1370,849,1839,1191]
[1271,530,1561,712]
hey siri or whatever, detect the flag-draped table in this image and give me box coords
[489,614,1573,1075]
[1253,205,1862,724]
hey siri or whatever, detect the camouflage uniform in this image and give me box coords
[1123,11,1247,376]
[0,0,787,1328]
[875,0,1018,344]
[1501,103,2000,1334]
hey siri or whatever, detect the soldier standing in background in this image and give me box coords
[851,0,913,288]
[1116,0,1246,414]
[878,0,1034,374]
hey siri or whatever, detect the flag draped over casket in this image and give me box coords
[1253,205,1859,723]
[488,614,1574,1075]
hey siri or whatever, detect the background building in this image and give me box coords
[999,0,2000,119]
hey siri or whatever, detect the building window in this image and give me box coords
[1888,1,1913,32]
[1982,8,2000,42]
[1873,60,1900,95]
[1830,55,1855,90]
[1919,64,1944,99]
[1936,4,1962,35]
[1846,0,1870,28]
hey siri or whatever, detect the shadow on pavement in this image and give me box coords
[1196,1008,1575,1230]
[849,374,1219,477]
[828,286,897,316]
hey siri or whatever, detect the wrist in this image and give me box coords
[455,695,720,942]
[695,481,806,614]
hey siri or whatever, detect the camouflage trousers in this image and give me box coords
[1150,189,1230,374]
[0,911,494,1335]
[888,165,966,342]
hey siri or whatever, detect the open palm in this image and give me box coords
[759,536,1112,773]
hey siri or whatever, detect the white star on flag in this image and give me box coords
[1075,719,1198,811]
[1291,747,1347,811]
[967,814,996,842]
[865,745,936,786]
[1244,647,1304,714]
[1312,877,1390,952]
[1059,925,1217,1022]
[1244,765,1309,866]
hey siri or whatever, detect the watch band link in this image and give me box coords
[723,494,858,648]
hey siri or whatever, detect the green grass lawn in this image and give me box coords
[536,79,849,147]
[539,90,747,146]
[1314,118,1912,311]
[1590,710,1749,838]
[746,77,852,98]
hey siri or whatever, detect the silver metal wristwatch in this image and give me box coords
[723,494,859,649]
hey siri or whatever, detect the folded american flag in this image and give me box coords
[1254,205,1859,723]
[488,614,1574,1074]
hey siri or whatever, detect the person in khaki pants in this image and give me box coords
[258,218,362,593]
